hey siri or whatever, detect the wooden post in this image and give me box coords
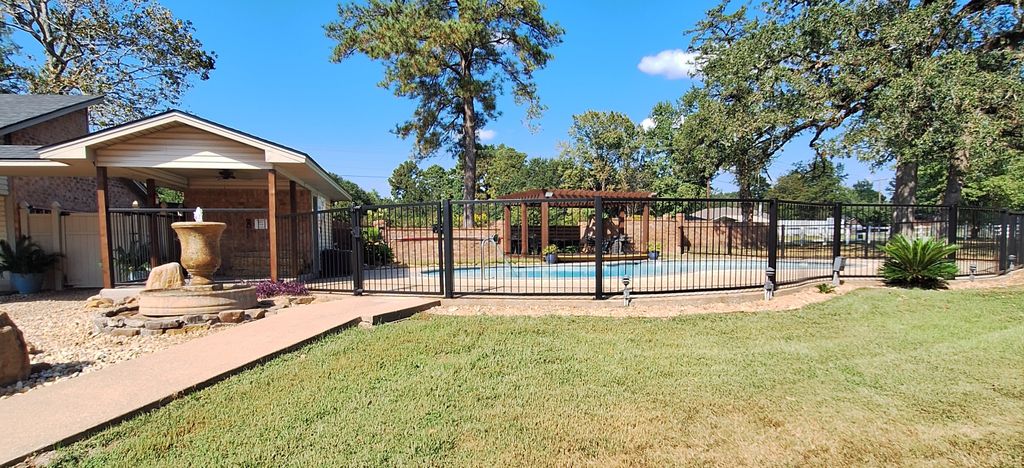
[17,201,29,237]
[502,205,512,255]
[519,202,528,255]
[268,169,279,282]
[641,203,651,253]
[97,167,114,289]
[146,179,160,268]
[540,201,550,253]
[289,180,299,279]
[50,201,63,291]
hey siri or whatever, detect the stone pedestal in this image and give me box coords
[138,284,257,317]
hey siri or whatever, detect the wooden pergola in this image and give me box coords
[496,189,655,256]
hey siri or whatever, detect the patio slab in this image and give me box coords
[0,295,439,466]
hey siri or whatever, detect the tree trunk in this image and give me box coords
[736,163,753,223]
[942,148,967,207]
[461,96,478,228]
[892,160,918,236]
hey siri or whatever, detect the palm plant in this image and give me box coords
[879,235,959,288]
[0,236,61,275]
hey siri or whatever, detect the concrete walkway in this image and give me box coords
[0,296,439,466]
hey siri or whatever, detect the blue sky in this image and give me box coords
[160,0,892,196]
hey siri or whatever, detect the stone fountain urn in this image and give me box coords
[138,208,257,317]
[172,221,225,285]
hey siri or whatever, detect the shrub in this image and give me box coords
[542,244,558,255]
[648,241,663,252]
[362,227,395,266]
[879,235,959,289]
[0,236,61,275]
[252,280,309,299]
[816,283,836,294]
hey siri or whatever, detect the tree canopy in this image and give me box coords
[326,0,563,224]
[1,0,216,127]
[676,0,1024,209]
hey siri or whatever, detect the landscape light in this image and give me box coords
[764,267,776,301]
[622,276,632,306]
[969,264,977,281]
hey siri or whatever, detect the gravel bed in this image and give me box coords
[0,289,219,400]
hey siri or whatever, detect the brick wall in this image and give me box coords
[7,109,89,146]
[185,187,313,278]
[10,176,143,212]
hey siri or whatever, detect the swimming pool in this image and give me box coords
[424,259,832,279]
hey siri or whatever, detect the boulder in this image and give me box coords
[218,310,244,324]
[144,262,185,291]
[0,312,31,386]
[291,296,315,305]
[85,296,114,309]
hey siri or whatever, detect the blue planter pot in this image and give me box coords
[544,253,558,264]
[10,272,44,294]
[648,251,660,260]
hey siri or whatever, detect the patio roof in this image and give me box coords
[5,110,349,201]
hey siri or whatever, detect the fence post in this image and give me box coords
[998,209,1009,274]
[350,205,364,295]
[766,199,779,299]
[594,196,604,300]
[832,203,842,261]
[946,204,959,261]
[1007,212,1018,270]
[50,202,63,291]
[442,200,455,299]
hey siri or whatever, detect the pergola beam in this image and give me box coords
[268,169,279,282]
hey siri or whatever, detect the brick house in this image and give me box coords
[0,94,349,289]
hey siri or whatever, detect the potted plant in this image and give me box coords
[542,244,558,264]
[647,241,662,260]
[0,236,61,294]
[114,240,151,282]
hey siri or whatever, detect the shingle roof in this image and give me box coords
[0,94,103,134]
[0,145,42,160]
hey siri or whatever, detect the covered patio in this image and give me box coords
[6,110,348,288]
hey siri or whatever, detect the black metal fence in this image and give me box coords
[110,199,1024,296]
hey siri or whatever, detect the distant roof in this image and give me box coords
[0,145,42,160]
[498,188,655,201]
[0,94,104,135]
[691,206,769,223]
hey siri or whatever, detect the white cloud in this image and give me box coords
[637,49,701,80]
[476,129,497,142]
[640,118,656,132]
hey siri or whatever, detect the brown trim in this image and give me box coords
[268,169,279,282]
[540,202,550,251]
[519,203,528,255]
[97,167,114,289]
[502,205,511,255]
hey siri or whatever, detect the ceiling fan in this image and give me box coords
[218,169,236,180]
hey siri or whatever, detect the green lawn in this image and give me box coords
[55,287,1024,466]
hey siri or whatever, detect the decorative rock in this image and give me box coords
[143,319,182,330]
[85,296,114,309]
[106,317,125,328]
[181,314,208,325]
[218,310,244,324]
[139,328,164,337]
[123,318,148,328]
[109,328,140,337]
[0,312,31,386]
[183,323,210,333]
[201,314,221,321]
[291,296,315,305]
[144,262,185,291]
[271,296,292,308]
[244,309,265,321]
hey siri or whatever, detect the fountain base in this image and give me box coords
[138,284,258,317]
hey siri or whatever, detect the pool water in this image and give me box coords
[425,259,831,279]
